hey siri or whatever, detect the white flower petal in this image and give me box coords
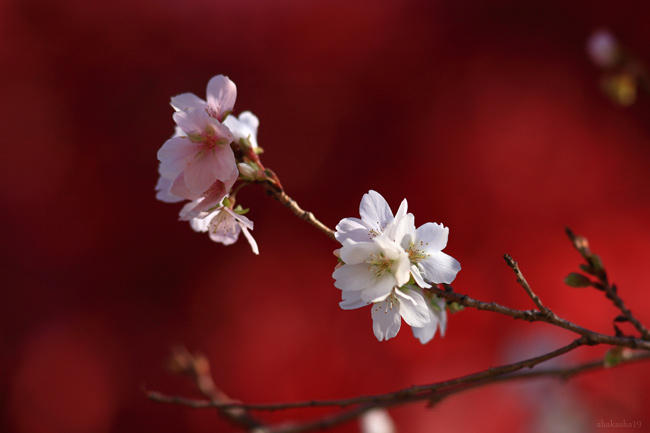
[339,290,368,310]
[412,314,439,344]
[391,252,412,287]
[359,190,394,232]
[333,264,377,291]
[360,274,397,303]
[371,300,402,341]
[415,222,449,253]
[335,217,376,243]
[339,239,380,265]
[389,212,415,247]
[360,408,396,433]
[395,289,430,328]
[434,297,448,337]
[419,251,461,284]
[240,225,259,255]
[189,206,213,232]
[410,264,431,289]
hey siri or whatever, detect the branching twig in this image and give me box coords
[165,347,270,432]
[503,254,551,316]
[565,227,650,340]
[149,223,650,432]
[147,345,650,433]
[431,285,650,350]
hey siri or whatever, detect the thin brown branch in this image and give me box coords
[503,254,551,316]
[147,346,650,433]
[565,227,650,340]
[148,337,587,412]
[605,285,650,340]
[166,347,270,432]
[431,285,650,350]
[259,180,336,241]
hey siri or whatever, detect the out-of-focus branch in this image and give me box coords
[164,347,269,433]
[147,344,650,433]
[148,229,650,432]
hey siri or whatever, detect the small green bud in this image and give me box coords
[604,346,624,368]
[447,302,465,314]
[222,197,231,208]
[590,254,605,276]
[579,264,597,276]
[564,273,592,288]
[233,205,250,215]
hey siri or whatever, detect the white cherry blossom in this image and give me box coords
[410,288,448,344]
[340,286,430,342]
[392,213,461,287]
[335,190,407,244]
[224,111,259,149]
[333,234,411,303]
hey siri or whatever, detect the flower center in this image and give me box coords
[407,242,430,263]
[210,210,237,235]
[367,253,392,277]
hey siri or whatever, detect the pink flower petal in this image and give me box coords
[157,136,200,180]
[170,93,206,112]
[206,75,237,121]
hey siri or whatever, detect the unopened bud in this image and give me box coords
[564,273,592,288]
[447,302,465,314]
[604,346,624,368]
[590,254,605,276]
[238,162,259,180]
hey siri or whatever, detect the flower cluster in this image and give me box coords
[155,75,260,254]
[333,191,461,342]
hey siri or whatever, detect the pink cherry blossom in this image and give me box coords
[170,75,237,123]
[190,204,259,255]
[157,108,236,195]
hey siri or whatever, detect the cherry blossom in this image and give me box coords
[224,111,259,150]
[170,74,237,123]
[340,286,430,342]
[410,288,448,344]
[333,190,461,343]
[333,234,411,303]
[157,108,236,195]
[335,190,407,244]
[393,213,461,287]
[190,203,259,255]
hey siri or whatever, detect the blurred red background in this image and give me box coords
[3,1,650,432]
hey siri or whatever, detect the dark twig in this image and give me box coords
[147,345,650,433]
[565,227,650,340]
[429,286,650,350]
[503,254,552,316]
[165,347,269,432]
[148,337,585,412]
